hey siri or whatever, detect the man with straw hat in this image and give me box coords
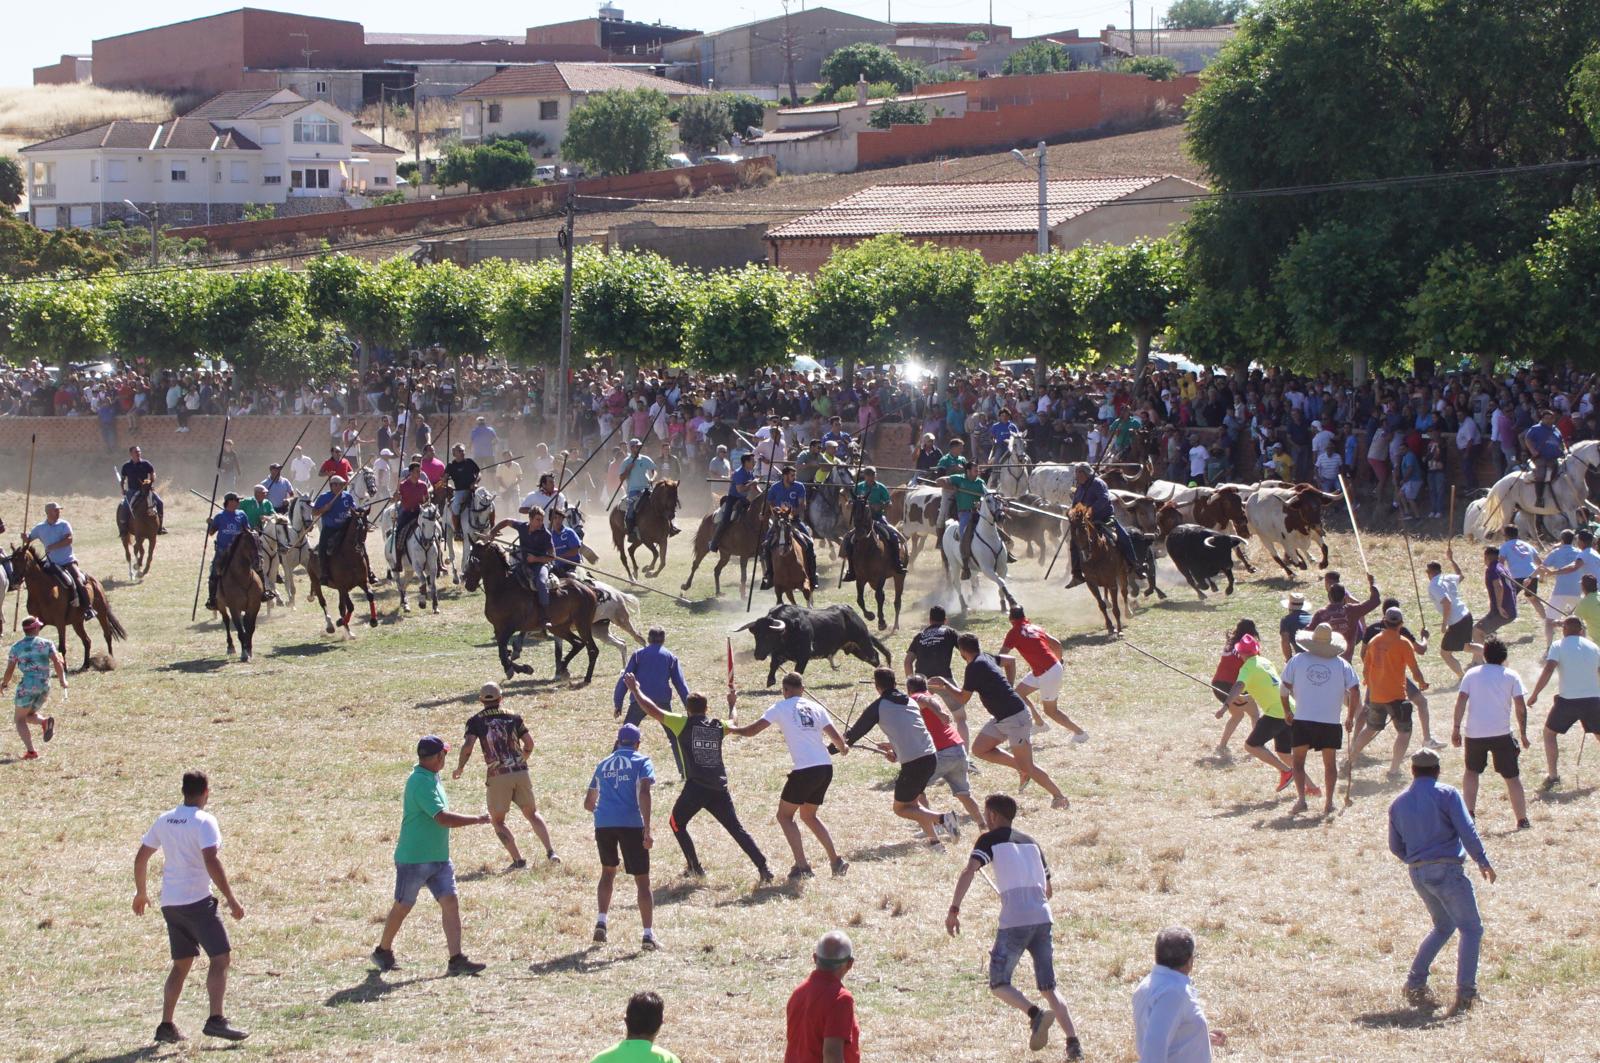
[1282,623,1360,815]
[0,616,65,760]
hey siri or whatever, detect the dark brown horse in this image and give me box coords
[462,541,600,683]
[608,480,681,580]
[217,532,264,662]
[847,497,903,632]
[769,507,813,606]
[118,480,160,582]
[306,512,378,637]
[1068,503,1133,635]
[682,498,769,597]
[9,544,127,670]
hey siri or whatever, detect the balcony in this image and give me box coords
[32,183,57,201]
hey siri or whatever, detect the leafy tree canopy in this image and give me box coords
[561,89,675,176]
[1163,0,1248,29]
[0,156,23,209]
[678,94,733,156]
[819,43,920,93]
[684,264,803,371]
[868,101,928,129]
[1116,55,1180,80]
[1001,41,1073,76]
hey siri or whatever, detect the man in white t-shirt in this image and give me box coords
[1427,546,1474,679]
[727,671,850,880]
[518,473,568,517]
[288,446,316,493]
[1282,623,1361,816]
[1188,442,1209,484]
[132,771,248,1045]
[1452,638,1529,829]
[1526,615,1600,790]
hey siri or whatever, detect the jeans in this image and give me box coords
[1406,861,1482,994]
[988,922,1056,991]
[1427,470,1447,514]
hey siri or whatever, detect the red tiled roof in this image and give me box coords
[184,90,285,119]
[458,62,705,98]
[766,176,1188,238]
[23,118,261,152]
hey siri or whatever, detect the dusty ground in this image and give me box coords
[1,478,1596,1063]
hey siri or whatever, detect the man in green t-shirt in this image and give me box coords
[937,460,990,580]
[372,735,493,976]
[842,467,906,582]
[1576,574,1600,636]
[589,991,681,1063]
[239,485,276,530]
[1221,648,1306,796]
[933,438,968,523]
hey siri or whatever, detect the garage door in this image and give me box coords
[69,205,94,228]
[34,206,57,230]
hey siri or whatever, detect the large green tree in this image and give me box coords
[1406,245,1531,372]
[1163,0,1248,28]
[573,250,687,379]
[872,239,987,384]
[1527,205,1600,368]
[684,264,803,372]
[1002,42,1074,76]
[677,94,733,155]
[103,272,213,370]
[561,89,675,176]
[818,43,919,94]
[793,236,907,383]
[974,252,1093,388]
[406,261,500,358]
[1081,239,1186,375]
[0,157,23,209]
[1,278,111,367]
[196,268,318,385]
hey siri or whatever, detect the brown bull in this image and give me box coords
[1193,486,1250,537]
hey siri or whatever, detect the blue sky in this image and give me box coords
[6,0,1145,85]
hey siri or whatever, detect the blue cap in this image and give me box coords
[615,723,642,747]
[417,735,448,757]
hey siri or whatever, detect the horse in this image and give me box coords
[118,481,161,582]
[1067,503,1133,635]
[1470,441,1600,541]
[682,498,770,597]
[349,466,381,507]
[608,480,681,580]
[462,541,600,684]
[459,487,497,549]
[387,503,445,614]
[805,466,853,554]
[259,497,315,606]
[8,543,127,670]
[994,432,1032,498]
[306,511,378,637]
[940,492,1018,614]
[846,496,904,632]
[769,506,814,606]
[216,532,264,662]
[583,577,648,666]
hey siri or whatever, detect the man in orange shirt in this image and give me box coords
[1348,607,1430,782]
[784,931,860,1063]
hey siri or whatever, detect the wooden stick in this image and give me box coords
[191,412,231,621]
[13,434,35,631]
[1337,473,1369,575]
[1448,484,1458,546]
[1121,640,1234,697]
[1400,524,1426,624]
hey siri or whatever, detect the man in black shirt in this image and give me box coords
[444,444,480,539]
[625,674,771,885]
[118,445,167,534]
[489,509,555,629]
[452,683,558,869]
[904,607,966,745]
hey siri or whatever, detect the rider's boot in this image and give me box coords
[760,551,774,590]
[205,573,219,612]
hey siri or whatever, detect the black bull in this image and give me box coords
[735,603,893,688]
[1166,524,1253,598]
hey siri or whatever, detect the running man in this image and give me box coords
[1,615,65,760]
[928,633,1071,809]
[1219,635,1306,797]
[727,672,850,880]
[908,674,984,824]
[946,794,1083,1061]
[1525,614,1600,791]
[586,723,659,950]
[904,606,967,747]
[1281,623,1359,815]
[453,683,559,869]
[1349,607,1430,781]
[1451,638,1530,830]
[1538,530,1582,647]
[840,668,961,847]
[1001,606,1088,741]
[132,771,248,1044]
[1428,547,1474,680]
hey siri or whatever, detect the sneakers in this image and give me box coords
[757,868,775,886]
[202,1015,249,1041]
[641,932,661,951]
[153,1022,185,1044]
[1071,731,1090,744]
[1516,818,1532,830]
[593,921,608,943]
[1276,770,1294,793]
[546,851,562,864]
[1064,576,1086,589]
[42,717,55,743]
[446,953,486,975]
[1028,1007,1055,1051]
[1423,737,1447,751]
[370,946,399,972]
[22,751,39,761]
[830,857,849,877]
[1065,1035,1083,1061]
[1540,775,1560,792]
[939,811,961,841]
[1448,990,1477,1015]
[507,858,527,870]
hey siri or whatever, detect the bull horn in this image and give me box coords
[766,618,787,634]
[1203,534,1227,549]
[730,620,758,633]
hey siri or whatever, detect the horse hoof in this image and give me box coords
[324,623,336,634]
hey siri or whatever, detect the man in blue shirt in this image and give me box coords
[469,417,498,464]
[760,466,818,590]
[204,493,253,613]
[311,475,357,573]
[260,463,295,512]
[821,415,851,451]
[1539,530,1582,645]
[1498,523,1540,615]
[585,724,658,950]
[118,445,167,535]
[614,626,692,778]
[709,453,761,552]
[25,502,94,620]
[988,408,1021,462]
[1064,464,1137,588]
[1387,748,1494,1015]
[489,510,556,626]
[620,439,658,541]
[1522,410,1566,515]
[549,508,584,577]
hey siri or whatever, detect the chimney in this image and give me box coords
[856,73,869,106]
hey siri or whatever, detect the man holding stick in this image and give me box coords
[1525,614,1600,791]
[1282,624,1360,815]
[1428,548,1475,680]
[838,667,961,847]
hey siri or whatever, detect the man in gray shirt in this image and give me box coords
[841,667,961,846]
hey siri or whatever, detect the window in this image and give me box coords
[31,161,54,184]
[487,103,503,123]
[294,168,330,189]
[170,161,189,183]
[172,208,194,223]
[315,80,328,94]
[292,115,340,143]
[374,174,390,185]
[290,169,303,189]
[260,125,281,145]
[263,163,283,185]
[230,160,249,183]
[540,100,558,120]
[107,159,127,182]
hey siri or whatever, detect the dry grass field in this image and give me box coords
[0,84,179,146]
[1,481,1597,1062]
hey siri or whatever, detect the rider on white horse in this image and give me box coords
[1524,410,1567,527]
[262,462,297,513]
[443,444,481,539]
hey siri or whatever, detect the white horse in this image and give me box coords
[259,497,315,607]
[441,486,497,586]
[995,432,1031,499]
[940,491,1017,614]
[1468,440,1600,540]
[388,502,444,613]
[349,466,381,507]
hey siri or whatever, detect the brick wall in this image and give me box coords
[93,10,251,94]
[167,157,778,254]
[32,55,88,86]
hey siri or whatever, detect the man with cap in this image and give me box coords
[914,433,943,479]
[585,722,660,950]
[759,466,818,590]
[988,406,1020,462]
[443,443,480,539]
[1349,607,1429,781]
[550,507,584,577]
[470,415,498,464]
[1219,632,1304,796]
[620,438,659,542]
[118,444,167,535]
[1,615,65,760]
[840,466,906,583]
[1278,592,1314,664]
[1525,613,1600,791]
[1387,747,1494,1015]
[453,682,559,869]
[709,452,761,553]
[1282,623,1361,815]
[372,734,491,975]
[25,502,95,620]
[372,448,397,499]
[311,475,357,575]
[1062,463,1138,589]
[260,463,295,513]
[1451,637,1530,829]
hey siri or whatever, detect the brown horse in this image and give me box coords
[608,480,681,580]
[1068,503,1133,635]
[769,507,813,606]
[9,544,127,670]
[462,541,600,683]
[217,532,264,662]
[118,481,160,582]
[682,498,769,597]
[306,512,378,637]
[847,497,904,632]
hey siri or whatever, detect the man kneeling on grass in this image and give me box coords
[946,794,1083,1061]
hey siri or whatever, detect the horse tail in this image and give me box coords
[101,597,128,642]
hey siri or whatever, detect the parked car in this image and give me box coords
[699,153,744,165]
[665,153,694,169]
[535,165,558,181]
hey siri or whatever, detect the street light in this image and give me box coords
[123,199,159,268]
[1010,142,1048,254]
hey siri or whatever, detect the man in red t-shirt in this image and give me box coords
[1000,607,1088,743]
[908,675,983,823]
[785,931,861,1063]
[391,461,432,550]
[419,444,447,487]
[319,446,353,481]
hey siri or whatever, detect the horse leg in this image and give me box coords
[873,582,887,632]
[222,608,237,656]
[429,552,440,614]
[143,534,156,577]
[711,554,729,597]
[338,589,354,639]
[890,573,904,633]
[496,629,518,679]
[72,619,92,671]
[856,579,875,622]
[366,585,378,627]
[682,548,706,593]
[397,563,411,613]
[580,618,599,684]
[601,621,629,667]
[1089,584,1113,634]
[123,535,135,583]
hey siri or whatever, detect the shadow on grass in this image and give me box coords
[846,839,923,864]
[155,657,228,674]
[323,968,442,1007]
[1262,812,1330,831]
[1212,797,1280,818]
[526,946,631,976]
[53,1046,165,1063]
[715,882,801,907]
[1539,785,1596,804]
[413,690,483,711]
[267,641,341,658]
[1352,1006,1449,1030]
[1150,597,1216,611]
[652,878,707,905]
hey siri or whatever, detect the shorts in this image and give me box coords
[1545,594,1577,622]
[1464,733,1521,778]
[1365,699,1414,734]
[892,753,939,803]
[988,922,1056,991]
[1405,677,1424,701]
[1479,611,1514,635]
[1016,661,1063,702]
[779,764,834,807]
[1292,719,1344,751]
[1441,613,1474,652]
[1244,714,1292,753]
[1401,479,1422,501]
[1211,684,1232,706]
[394,859,457,904]
[161,896,231,960]
[1545,695,1600,736]
[486,771,536,817]
[13,686,49,713]
[977,711,1033,751]
[930,744,973,797]
[594,826,650,876]
[1518,575,1540,597]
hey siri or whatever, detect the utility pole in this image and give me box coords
[781,0,799,105]
[1129,2,1137,55]
[1033,141,1047,255]
[414,91,421,199]
[556,182,576,449]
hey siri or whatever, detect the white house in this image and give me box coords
[19,89,402,230]
[457,62,707,161]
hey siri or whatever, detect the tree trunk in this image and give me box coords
[1477,350,1496,376]
[621,351,638,386]
[1034,352,1048,393]
[1131,327,1153,381]
[841,352,858,387]
[1350,352,1368,385]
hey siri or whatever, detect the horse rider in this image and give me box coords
[934,458,992,581]
[320,445,353,482]
[841,466,907,583]
[934,437,968,525]
[822,415,852,452]
[311,474,358,574]
[520,473,568,518]
[759,466,819,591]
[620,438,659,543]
[550,507,584,577]
[203,493,252,612]
[1523,409,1568,516]
[709,452,761,552]
[239,484,277,530]
[444,443,481,539]
[118,445,167,535]
[261,463,296,513]
[794,440,830,485]
[1064,462,1139,589]
[490,509,556,633]
[391,461,431,555]
[24,502,95,620]
[988,407,1021,463]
